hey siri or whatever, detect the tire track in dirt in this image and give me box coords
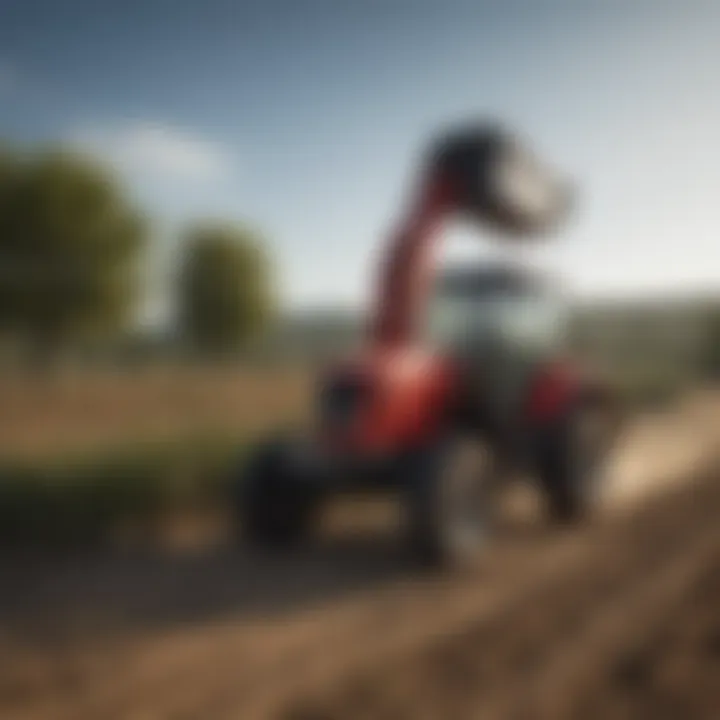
[112,397,720,720]
[278,466,720,720]
[65,462,720,720]
[519,532,719,719]
[4,526,586,719]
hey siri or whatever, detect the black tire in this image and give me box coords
[538,402,615,523]
[233,437,320,550]
[404,435,498,569]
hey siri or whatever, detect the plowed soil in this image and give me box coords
[282,465,720,720]
[1,398,719,720]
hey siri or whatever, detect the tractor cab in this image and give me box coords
[425,263,570,427]
[425,263,567,361]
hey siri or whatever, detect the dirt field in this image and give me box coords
[0,365,310,460]
[1,395,719,720]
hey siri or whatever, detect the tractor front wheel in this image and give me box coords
[233,437,320,550]
[404,435,499,569]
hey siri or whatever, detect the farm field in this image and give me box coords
[0,392,719,719]
[0,364,311,461]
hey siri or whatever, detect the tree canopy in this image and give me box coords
[0,148,148,356]
[177,222,276,355]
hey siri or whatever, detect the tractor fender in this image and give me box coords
[525,362,623,428]
[524,361,580,425]
[525,365,626,473]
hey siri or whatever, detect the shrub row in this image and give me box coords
[0,436,247,547]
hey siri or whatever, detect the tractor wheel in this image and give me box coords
[539,401,617,523]
[404,434,499,569]
[233,437,320,550]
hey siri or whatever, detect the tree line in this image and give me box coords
[3,142,720,378]
[0,145,275,362]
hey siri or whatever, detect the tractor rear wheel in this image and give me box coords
[404,434,499,569]
[233,437,320,549]
[539,402,616,523]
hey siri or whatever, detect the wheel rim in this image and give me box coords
[440,442,494,558]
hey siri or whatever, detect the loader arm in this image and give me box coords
[368,122,571,351]
[368,176,454,350]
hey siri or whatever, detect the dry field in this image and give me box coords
[0,364,312,461]
[0,392,719,719]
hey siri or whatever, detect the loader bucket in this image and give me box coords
[428,122,573,238]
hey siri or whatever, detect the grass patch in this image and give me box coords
[0,434,248,548]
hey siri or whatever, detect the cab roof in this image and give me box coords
[435,263,554,298]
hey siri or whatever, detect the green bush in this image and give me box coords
[0,435,246,547]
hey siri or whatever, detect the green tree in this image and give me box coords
[0,148,147,358]
[177,222,276,355]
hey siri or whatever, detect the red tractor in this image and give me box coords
[233,122,620,568]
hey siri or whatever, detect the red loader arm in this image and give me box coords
[368,176,454,350]
[367,122,572,352]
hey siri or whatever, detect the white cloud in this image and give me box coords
[66,121,233,183]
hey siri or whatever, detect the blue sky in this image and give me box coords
[1,0,719,319]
